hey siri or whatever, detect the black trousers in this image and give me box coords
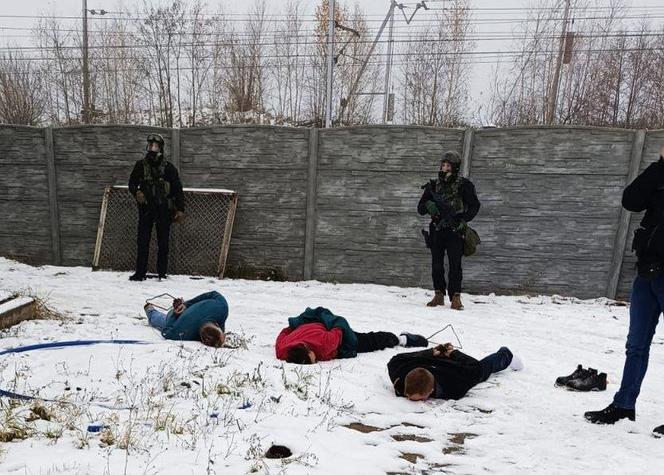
[478,347,513,382]
[356,331,399,353]
[135,205,172,277]
[430,227,464,298]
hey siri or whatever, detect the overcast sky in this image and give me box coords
[2,0,663,121]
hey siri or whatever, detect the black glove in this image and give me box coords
[425,200,439,217]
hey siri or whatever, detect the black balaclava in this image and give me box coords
[145,134,164,162]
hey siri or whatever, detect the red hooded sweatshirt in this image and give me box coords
[275,323,343,361]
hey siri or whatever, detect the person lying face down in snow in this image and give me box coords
[387,343,523,401]
[275,306,429,364]
[144,291,228,347]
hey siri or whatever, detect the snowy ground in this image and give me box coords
[0,257,663,474]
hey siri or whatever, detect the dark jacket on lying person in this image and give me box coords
[387,348,482,400]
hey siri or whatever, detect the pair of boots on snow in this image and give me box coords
[557,366,664,436]
[555,364,607,392]
[427,291,463,310]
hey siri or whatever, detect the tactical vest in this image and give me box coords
[435,175,465,215]
[142,158,171,207]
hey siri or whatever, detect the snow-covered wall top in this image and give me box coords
[2,125,661,299]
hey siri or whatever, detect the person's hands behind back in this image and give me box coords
[173,298,186,317]
[433,343,454,357]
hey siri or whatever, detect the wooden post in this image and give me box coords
[44,127,62,265]
[218,192,239,279]
[606,129,646,299]
[461,128,475,178]
[304,128,320,280]
[92,185,112,270]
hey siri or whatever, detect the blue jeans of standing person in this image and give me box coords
[478,347,513,382]
[146,307,173,331]
[613,275,664,410]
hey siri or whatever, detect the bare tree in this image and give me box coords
[486,0,664,129]
[34,16,82,125]
[335,3,381,126]
[183,0,214,126]
[213,0,269,122]
[137,0,187,127]
[400,0,474,126]
[271,0,307,124]
[486,0,560,126]
[91,16,144,124]
[640,25,664,127]
[304,0,347,126]
[0,51,45,125]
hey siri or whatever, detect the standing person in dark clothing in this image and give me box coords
[128,134,185,281]
[387,343,523,401]
[275,306,429,364]
[585,146,664,435]
[418,151,480,310]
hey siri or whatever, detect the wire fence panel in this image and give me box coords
[93,186,238,277]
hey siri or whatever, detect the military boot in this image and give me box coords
[450,293,464,310]
[426,291,445,307]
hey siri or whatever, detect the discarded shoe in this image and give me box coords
[653,425,664,438]
[427,291,445,307]
[584,403,635,424]
[567,369,607,392]
[555,364,588,387]
[400,333,428,348]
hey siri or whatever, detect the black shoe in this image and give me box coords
[653,425,664,438]
[555,364,587,387]
[401,333,428,348]
[567,369,607,392]
[129,273,145,281]
[158,274,167,281]
[584,403,635,424]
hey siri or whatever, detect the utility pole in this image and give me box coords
[339,1,396,120]
[82,0,91,124]
[546,0,572,125]
[382,1,396,124]
[324,0,336,128]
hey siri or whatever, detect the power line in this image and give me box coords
[2,27,663,52]
[3,45,660,64]
[2,29,660,51]
[1,11,664,24]
[3,27,664,42]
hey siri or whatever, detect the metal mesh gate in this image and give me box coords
[93,186,238,277]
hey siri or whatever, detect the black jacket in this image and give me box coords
[387,348,482,400]
[417,175,480,225]
[128,158,185,212]
[623,159,664,266]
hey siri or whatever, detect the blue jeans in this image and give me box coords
[478,347,513,382]
[146,307,171,331]
[613,275,664,410]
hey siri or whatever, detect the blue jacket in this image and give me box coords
[162,291,228,341]
[288,307,358,358]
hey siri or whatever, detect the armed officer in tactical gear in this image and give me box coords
[417,151,480,310]
[128,134,185,281]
